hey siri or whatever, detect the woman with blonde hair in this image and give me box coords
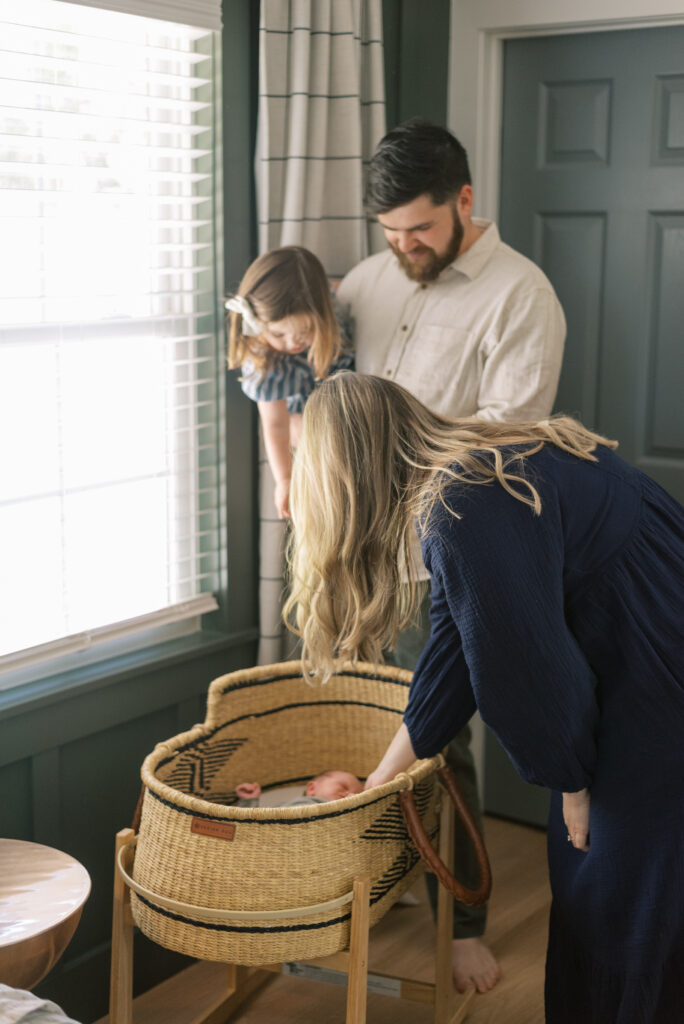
[285,372,684,1023]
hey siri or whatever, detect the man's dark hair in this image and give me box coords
[366,119,471,214]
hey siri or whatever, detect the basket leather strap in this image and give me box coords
[399,764,492,907]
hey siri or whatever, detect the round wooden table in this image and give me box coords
[0,839,91,990]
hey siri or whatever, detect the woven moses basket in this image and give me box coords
[123,660,447,966]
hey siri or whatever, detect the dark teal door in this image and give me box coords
[485,25,684,826]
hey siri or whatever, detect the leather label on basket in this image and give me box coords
[191,817,236,841]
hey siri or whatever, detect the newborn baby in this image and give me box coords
[234,770,421,907]
[236,769,362,807]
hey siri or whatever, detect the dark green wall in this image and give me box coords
[223,0,260,293]
[383,0,451,130]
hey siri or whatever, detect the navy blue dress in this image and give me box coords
[403,445,684,1023]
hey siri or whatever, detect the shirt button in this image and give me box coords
[386,369,392,376]
[401,324,408,331]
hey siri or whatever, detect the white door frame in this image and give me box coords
[448,0,684,787]
[449,1,684,221]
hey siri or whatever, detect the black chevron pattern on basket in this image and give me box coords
[361,779,438,902]
[360,801,408,841]
[162,737,249,794]
[369,843,421,903]
[412,780,434,814]
[360,780,434,842]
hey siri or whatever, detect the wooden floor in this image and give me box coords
[100,815,550,1024]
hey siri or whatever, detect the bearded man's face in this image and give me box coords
[378,194,464,283]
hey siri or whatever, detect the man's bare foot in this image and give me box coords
[452,937,500,993]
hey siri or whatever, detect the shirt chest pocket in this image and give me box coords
[396,324,481,405]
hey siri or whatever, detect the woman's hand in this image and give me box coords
[363,722,416,791]
[364,768,391,791]
[562,788,591,851]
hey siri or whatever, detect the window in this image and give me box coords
[0,0,225,675]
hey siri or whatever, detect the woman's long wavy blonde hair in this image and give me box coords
[284,372,616,683]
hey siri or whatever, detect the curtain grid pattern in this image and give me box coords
[255,0,385,664]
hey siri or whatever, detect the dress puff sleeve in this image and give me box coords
[404,475,599,793]
[239,354,314,414]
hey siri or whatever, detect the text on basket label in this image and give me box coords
[191,818,236,841]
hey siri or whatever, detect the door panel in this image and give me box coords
[485,26,684,826]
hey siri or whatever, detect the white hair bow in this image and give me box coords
[225,295,263,337]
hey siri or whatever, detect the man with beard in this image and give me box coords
[336,120,565,996]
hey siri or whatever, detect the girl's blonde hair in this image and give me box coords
[227,246,341,379]
[284,372,617,682]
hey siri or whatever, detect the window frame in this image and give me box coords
[0,0,259,705]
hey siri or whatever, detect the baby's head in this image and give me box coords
[305,769,363,801]
[226,245,339,377]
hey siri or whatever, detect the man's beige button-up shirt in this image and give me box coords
[337,219,566,423]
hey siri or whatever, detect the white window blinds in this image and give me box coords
[0,0,225,670]
[65,0,222,31]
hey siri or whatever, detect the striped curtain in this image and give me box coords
[255,0,386,664]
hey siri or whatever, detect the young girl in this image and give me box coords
[284,372,684,1023]
[226,246,352,518]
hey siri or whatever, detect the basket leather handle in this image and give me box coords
[399,765,492,907]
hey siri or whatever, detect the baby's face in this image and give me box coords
[307,770,363,801]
